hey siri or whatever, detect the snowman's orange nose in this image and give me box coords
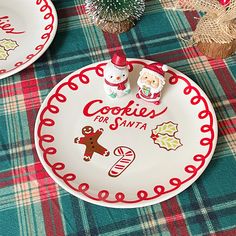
[116,76,121,80]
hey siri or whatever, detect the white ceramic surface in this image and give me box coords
[0,0,58,79]
[35,59,218,208]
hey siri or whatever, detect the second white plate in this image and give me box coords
[0,0,58,79]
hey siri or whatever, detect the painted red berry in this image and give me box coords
[219,0,230,6]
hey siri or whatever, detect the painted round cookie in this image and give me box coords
[35,59,218,208]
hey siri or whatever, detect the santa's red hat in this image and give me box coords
[142,63,168,77]
[111,52,127,67]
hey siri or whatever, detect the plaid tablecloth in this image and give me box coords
[1,0,236,235]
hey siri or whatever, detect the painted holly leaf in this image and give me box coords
[152,121,178,136]
[0,46,8,60]
[154,134,182,151]
[0,39,18,51]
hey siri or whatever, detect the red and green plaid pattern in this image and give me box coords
[1,0,236,235]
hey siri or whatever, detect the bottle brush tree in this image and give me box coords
[85,0,145,34]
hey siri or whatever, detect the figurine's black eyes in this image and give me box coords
[110,76,113,78]
[123,74,125,76]
[145,76,148,79]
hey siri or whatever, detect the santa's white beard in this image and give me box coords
[137,80,163,94]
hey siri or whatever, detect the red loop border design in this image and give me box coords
[0,0,55,75]
[37,60,215,204]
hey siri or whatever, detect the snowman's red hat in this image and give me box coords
[111,52,127,67]
[142,63,168,77]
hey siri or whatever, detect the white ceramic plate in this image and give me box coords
[0,0,58,79]
[35,59,218,208]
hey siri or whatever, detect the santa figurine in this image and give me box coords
[104,52,131,99]
[136,63,168,105]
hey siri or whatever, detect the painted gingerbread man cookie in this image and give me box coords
[74,126,110,161]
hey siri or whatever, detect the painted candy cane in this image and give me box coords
[108,146,136,177]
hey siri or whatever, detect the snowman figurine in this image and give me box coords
[103,52,131,99]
